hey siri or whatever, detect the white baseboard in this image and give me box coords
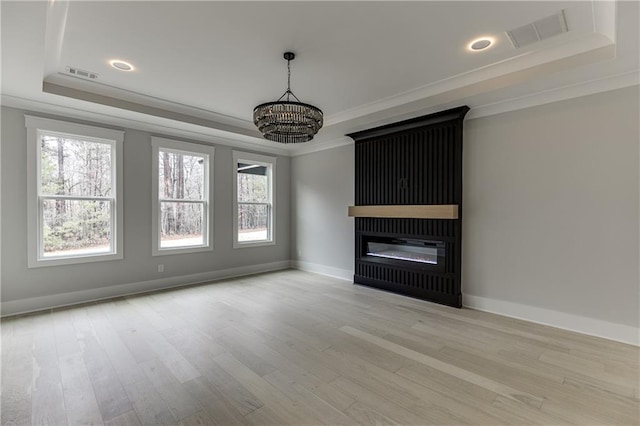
[1,260,291,317]
[464,294,639,346]
[290,261,638,345]
[5,261,635,346]
[291,260,353,281]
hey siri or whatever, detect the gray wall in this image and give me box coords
[290,86,639,329]
[463,86,639,328]
[1,106,290,306]
[291,144,354,278]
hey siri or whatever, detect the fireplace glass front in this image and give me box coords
[363,236,445,270]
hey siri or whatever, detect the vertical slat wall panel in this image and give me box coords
[348,107,469,308]
[354,123,460,206]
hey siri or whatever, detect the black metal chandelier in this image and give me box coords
[253,52,323,144]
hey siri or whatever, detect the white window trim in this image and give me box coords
[232,150,276,249]
[151,137,214,256]
[25,115,124,268]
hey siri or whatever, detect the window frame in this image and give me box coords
[232,151,276,249]
[25,115,124,268]
[151,137,214,256]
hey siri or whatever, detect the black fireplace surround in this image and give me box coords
[347,106,469,308]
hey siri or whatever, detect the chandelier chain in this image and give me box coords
[287,57,291,101]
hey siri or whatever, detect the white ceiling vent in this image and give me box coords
[507,11,568,48]
[65,66,99,80]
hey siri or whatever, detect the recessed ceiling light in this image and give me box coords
[468,37,494,52]
[109,60,135,71]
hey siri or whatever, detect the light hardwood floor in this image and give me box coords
[1,269,638,425]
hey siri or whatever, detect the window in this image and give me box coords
[25,116,124,267]
[233,151,276,248]
[151,137,214,255]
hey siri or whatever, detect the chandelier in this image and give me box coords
[253,52,323,144]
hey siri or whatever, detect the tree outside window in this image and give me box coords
[40,134,115,257]
[233,151,275,248]
[151,137,213,255]
[26,115,124,267]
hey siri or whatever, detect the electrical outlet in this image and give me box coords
[158,264,164,273]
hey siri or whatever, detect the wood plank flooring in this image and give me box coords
[1,269,638,425]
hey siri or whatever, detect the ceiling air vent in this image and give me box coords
[507,10,568,48]
[65,66,99,80]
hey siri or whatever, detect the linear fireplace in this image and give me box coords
[347,106,469,308]
[362,236,445,271]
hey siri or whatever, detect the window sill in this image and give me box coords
[28,252,123,268]
[152,245,213,256]
[233,240,276,249]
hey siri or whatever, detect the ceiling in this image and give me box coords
[1,1,638,156]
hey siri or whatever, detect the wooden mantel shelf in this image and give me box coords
[348,205,459,219]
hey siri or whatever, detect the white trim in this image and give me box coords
[291,260,353,282]
[5,72,637,162]
[323,33,614,128]
[593,0,617,43]
[25,115,124,268]
[25,115,124,142]
[41,78,256,132]
[233,240,276,249]
[6,95,290,157]
[290,136,353,157]
[150,136,215,256]
[467,70,640,120]
[288,73,640,158]
[291,259,638,346]
[463,294,640,346]
[0,261,291,317]
[232,151,277,249]
[0,80,3,302]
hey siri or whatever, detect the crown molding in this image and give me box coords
[5,68,636,160]
[290,136,353,157]
[467,69,640,120]
[44,73,256,132]
[324,34,615,128]
[1,94,291,157]
[42,81,258,136]
[289,70,639,157]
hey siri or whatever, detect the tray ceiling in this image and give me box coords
[1,1,638,155]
